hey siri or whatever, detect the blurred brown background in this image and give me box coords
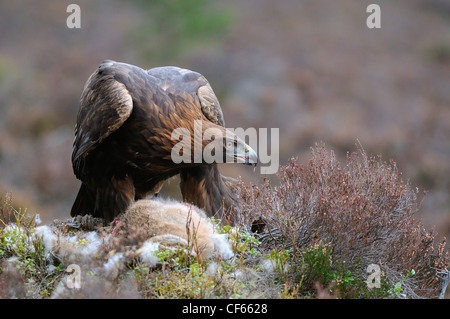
[0,0,449,243]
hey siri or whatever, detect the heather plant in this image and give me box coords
[234,143,449,298]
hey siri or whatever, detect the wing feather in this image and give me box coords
[147,66,225,127]
[72,61,133,177]
[197,82,224,127]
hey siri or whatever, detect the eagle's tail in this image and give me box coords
[71,183,95,219]
[71,178,135,223]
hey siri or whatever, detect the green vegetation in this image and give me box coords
[0,197,65,297]
[130,0,234,62]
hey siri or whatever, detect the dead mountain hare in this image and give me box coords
[114,199,234,262]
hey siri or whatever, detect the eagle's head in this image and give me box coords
[199,125,258,166]
[223,133,258,166]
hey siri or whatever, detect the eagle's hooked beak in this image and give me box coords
[222,131,258,166]
[244,144,258,166]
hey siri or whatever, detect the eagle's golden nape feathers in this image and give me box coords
[70,60,257,223]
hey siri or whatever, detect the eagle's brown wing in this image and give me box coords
[72,60,133,178]
[197,82,225,127]
[147,66,225,127]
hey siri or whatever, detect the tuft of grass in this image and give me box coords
[0,193,65,298]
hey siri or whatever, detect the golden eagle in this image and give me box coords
[71,60,257,222]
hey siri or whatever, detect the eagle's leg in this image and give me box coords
[71,183,95,219]
[71,175,135,223]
